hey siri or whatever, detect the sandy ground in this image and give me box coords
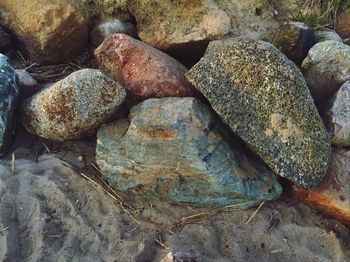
[0,130,350,262]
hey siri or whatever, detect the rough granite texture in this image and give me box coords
[186,38,331,189]
[302,40,350,102]
[96,97,282,207]
[21,69,126,141]
[0,54,18,157]
[324,81,350,147]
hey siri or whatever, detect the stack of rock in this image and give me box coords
[0,0,349,226]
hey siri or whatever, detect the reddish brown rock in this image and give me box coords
[290,149,350,226]
[94,34,195,101]
[336,8,350,42]
[0,0,87,64]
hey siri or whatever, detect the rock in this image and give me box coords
[96,97,282,208]
[128,0,230,50]
[315,29,342,43]
[216,0,296,40]
[21,69,126,141]
[95,34,195,101]
[324,81,350,147]
[301,40,350,102]
[0,0,88,64]
[70,0,130,23]
[0,26,11,52]
[161,252,196,262]
[90,19,136,46]
[290,149,350,226]
[186,38,331,189]
[271,22,316,65]
[0,54,19,157]
[15,70,41,99]
[335,8,350,43]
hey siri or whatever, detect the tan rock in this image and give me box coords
[95,34,195,101]
[21,69,126,141]
[290,149,350,226]
[128,0,230,50]
[0,0,87,64]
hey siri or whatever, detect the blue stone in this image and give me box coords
[0,54,19,157]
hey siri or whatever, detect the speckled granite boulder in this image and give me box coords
[324,81,350,147]
[21,69,126,141]
[0,0,87,64]
[90,19,136,46]
[0,54,18,157]
[96,97,282,207]
[95,34,195,101]
[128,0,230,50]
[186,38,331,189]
[302,40,350,102]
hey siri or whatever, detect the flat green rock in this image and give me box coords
[186,38,331,189]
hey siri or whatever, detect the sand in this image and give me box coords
[0,131,350,262]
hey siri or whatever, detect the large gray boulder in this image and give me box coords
[96,97,282,208]
[21,69,126,141]
[0,54,18,157]
[186,38,331,189]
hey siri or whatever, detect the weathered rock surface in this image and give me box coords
[291,149,350,226]
[95,34,194,101]
[0,26,11,52]
[0,54,18,157]
[15,70,41,99]
[324,81,350,147]
[315,29,342,43]
[302,40,350,102]
[128,0,230,50]
[271,22,316,65]
[96,97,282,207]
[90,19,136,46]
[0,0,88,64]
[186,38,331,189]
[216,0,296,40]
[21,69,126,141]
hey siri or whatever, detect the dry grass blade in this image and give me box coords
[271,249,283,254]
[154,235,170,250]
[0,226,10,233]
[11,153,15,176]
[245,201,265,225]
[79,172,140,225]
[90,164,137,211]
